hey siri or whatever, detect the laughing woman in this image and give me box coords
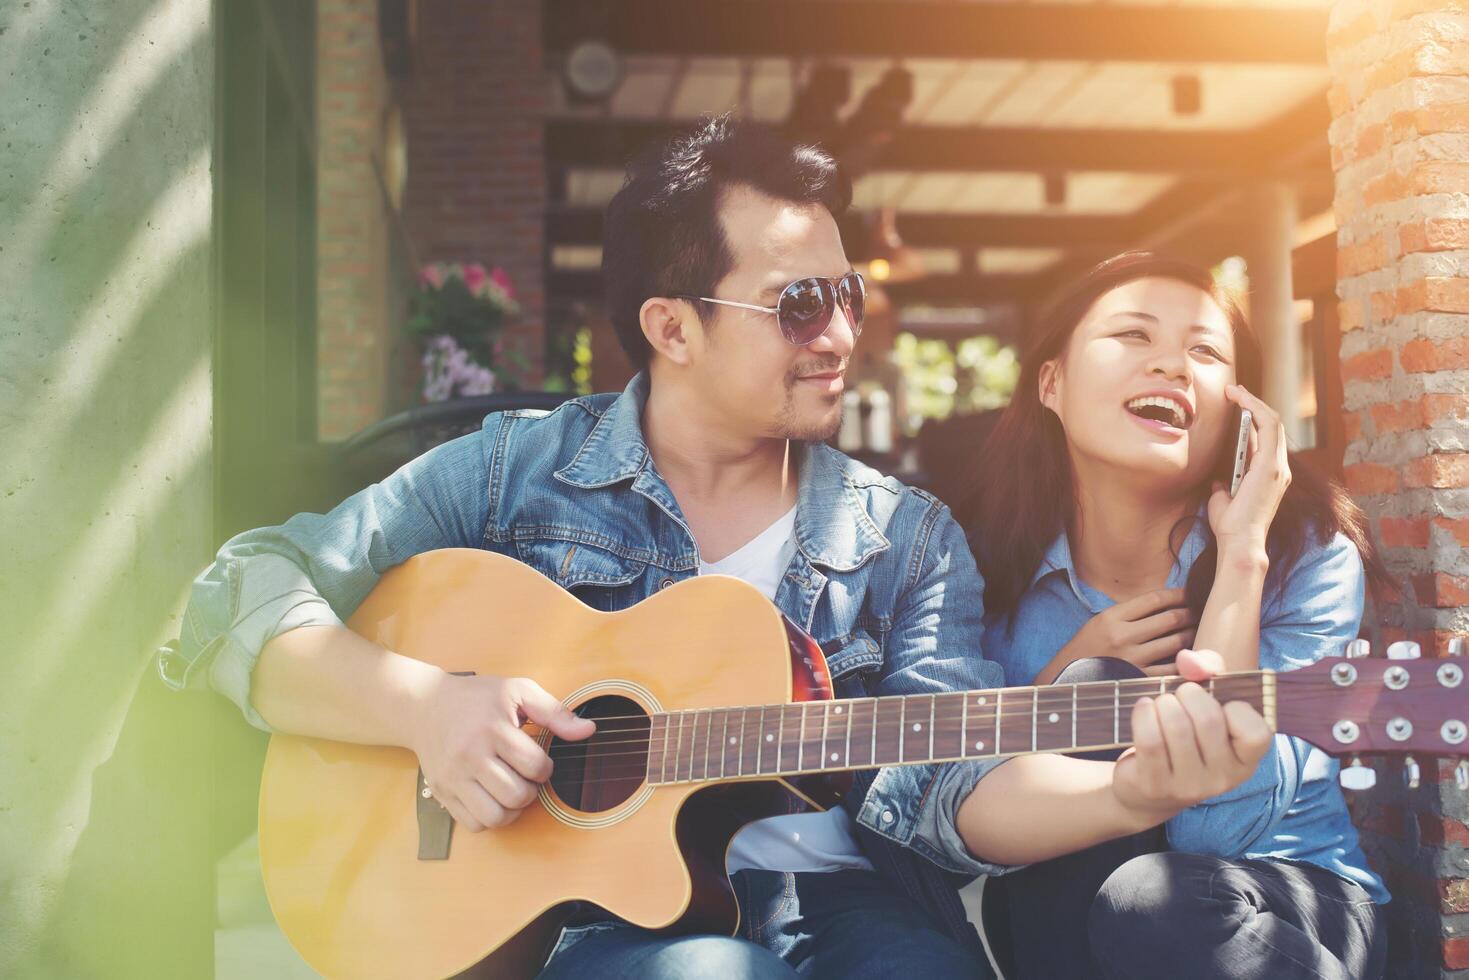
[966,252,1393,980]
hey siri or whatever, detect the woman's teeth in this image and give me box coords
[1125,396,1187,428]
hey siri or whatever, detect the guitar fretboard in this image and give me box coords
[644,672,1272,786]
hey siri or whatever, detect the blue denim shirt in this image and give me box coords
[159,373,1011,946]
[983,520,1389,903]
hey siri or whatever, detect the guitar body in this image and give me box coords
[258,549,831,980]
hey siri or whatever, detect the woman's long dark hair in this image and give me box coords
[966,251,1393,623]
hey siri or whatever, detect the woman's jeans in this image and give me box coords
[988,828,1388,980]
[537,868,987,980]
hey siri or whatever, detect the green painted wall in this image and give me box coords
[0,0,217,975]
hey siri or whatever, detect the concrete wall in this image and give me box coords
[0,1,216,975]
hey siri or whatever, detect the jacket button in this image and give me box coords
[659,577,674,590]
[156,641,188,689]
[881,810,895,825]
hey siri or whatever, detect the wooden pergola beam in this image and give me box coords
[548,207,1138,251]
[545,0,1329,65]
[546,103,1329,179]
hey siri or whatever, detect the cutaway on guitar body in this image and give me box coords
[258,550,834,980]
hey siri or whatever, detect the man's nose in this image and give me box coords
[808,306,857,356]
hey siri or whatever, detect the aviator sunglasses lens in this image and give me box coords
[777,278,836,345]
[841,273,865,334]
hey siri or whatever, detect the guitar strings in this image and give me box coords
[541,690,1285,760]
[541,674,1274,730]
[538,697,1301,774]
[538,706,1368,788]
[538,678,1274,758]
[537,697,1363,777]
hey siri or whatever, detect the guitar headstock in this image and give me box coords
[1275,636,1469,792]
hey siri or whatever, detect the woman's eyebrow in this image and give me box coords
[1106,311,1159,323]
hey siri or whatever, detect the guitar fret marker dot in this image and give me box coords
[1048,712,1059,723]
[834,706,843,714]
[974,740,985,751]
[729,737,737,744]
[830,752,839,761]
[913,723,922,732]
[765,734,774,742]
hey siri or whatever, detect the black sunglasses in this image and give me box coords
[680,272,866,347]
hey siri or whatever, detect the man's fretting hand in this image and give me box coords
[1110,648,1272,822]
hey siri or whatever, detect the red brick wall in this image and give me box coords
[317,0,394,440]
[402,0,547,385]
[1329,0,1469,973]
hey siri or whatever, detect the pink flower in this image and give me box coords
[490,266,515,298]
[463,263,488,295]
[418,264,444,289]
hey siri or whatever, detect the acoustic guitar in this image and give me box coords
[257,549,1466,979]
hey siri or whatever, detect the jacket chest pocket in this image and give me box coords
[822,629,884,698]
[512,537,650,611]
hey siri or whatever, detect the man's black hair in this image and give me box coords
[601,114,852,369]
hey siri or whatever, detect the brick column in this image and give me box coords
[1329,0,1469,973]
[317,0,393,440]
[403,0,547,385]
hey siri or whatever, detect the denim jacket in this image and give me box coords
[983,521,1389,904]
[159,373,1011,949]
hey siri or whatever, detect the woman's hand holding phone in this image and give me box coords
[1207,384,1290,564]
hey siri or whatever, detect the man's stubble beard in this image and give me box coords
[771,380,843,443]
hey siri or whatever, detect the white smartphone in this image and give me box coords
[1229,409,1253,496]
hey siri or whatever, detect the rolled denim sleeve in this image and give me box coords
[1165,531,1365,856]
[158,416,501,731]
[849,500,1016,876]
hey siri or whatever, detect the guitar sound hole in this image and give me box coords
[548,695,649,813]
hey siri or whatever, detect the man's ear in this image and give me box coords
[1037,359,1062,416]
[641,296,697,366]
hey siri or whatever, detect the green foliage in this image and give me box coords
[892,332,1019,420]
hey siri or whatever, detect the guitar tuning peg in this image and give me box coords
[1449,637,1466,658]
[1387,641,1421,661]
[1457,760,1469,791]
[1405,756,1421,789]
[1346,639,1371,659]
[1339,756,1377,791]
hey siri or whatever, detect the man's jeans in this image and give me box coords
[991,829,1388,980]
[537,869,987,979]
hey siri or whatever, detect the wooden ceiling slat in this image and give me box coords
[544,94,1329,178]
[549,208,1139,250]
[546,1,1329,65]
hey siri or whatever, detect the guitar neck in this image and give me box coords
[644,671,1275,786]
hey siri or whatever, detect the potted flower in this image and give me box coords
[406,262,520,402]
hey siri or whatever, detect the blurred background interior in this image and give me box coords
[286,0,1345,526]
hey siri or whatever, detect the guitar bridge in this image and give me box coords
[416,767,453,860]
[416,670,474,861]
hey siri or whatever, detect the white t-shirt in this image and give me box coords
[698,505,875,875]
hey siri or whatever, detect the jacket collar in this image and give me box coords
[1030,508,1212,606]
[554,373,655,489]
[555,373,888,571]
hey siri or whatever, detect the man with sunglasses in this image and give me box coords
[163,115,1268,978]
